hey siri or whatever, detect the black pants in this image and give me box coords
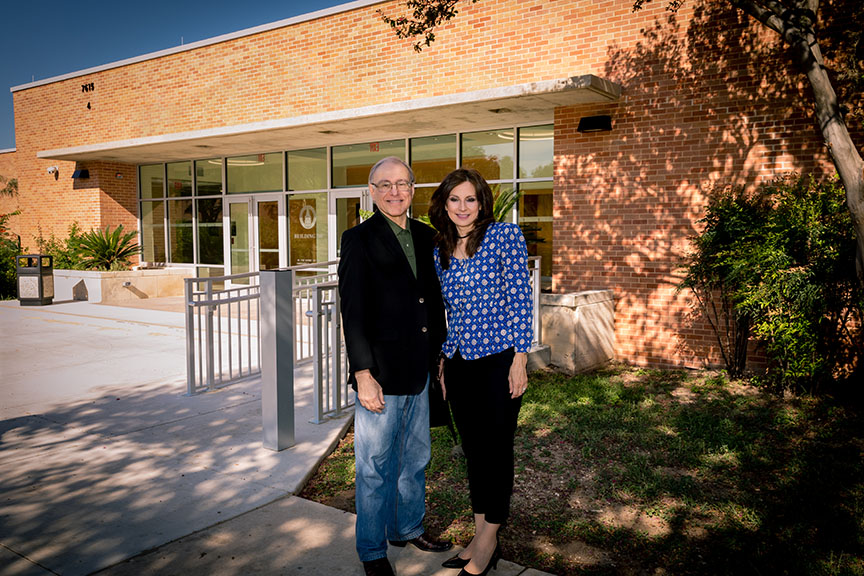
[445,348,522,525]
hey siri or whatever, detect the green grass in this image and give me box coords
[299,365,864,575]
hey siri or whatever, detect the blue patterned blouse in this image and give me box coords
[434,221,534,361]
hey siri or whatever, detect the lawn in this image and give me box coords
[299,365,864,575]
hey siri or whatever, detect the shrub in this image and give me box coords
[77,225,140,271]
[35,222,87,270]
[0,211,21,299]
[681,174,863,392]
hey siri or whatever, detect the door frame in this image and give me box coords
[328,188,370,261]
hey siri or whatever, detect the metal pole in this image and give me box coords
[310,286,325,424]
[184,278,196,396]
[260,268,295,451]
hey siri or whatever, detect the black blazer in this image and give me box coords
[338,212,446,396]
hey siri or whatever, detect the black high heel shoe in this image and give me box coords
[442,553,470,569]
[455,544,500,576]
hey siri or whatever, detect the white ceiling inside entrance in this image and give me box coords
[38,75,621,164]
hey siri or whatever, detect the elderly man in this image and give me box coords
[338,156,451,576]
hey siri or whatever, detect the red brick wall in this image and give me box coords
[10,0,844,367]
[552,4,836,367]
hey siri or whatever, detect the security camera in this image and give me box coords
[47,166,58,174]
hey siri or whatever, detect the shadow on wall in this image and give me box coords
[555,1,833,368]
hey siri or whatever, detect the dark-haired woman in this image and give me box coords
[430,168,533,576]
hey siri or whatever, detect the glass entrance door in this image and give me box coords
[329,189,368,260]
[225,196,285,284]
[227,199,251,282]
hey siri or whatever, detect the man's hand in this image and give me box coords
[356,369,386,413]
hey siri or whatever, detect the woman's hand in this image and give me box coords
[508,352,528,398]
[438,356,447,400]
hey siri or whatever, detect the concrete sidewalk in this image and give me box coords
[0,299,553,576]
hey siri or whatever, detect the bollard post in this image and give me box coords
[260,268,295,451]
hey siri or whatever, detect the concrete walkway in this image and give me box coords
[0,299,553,576]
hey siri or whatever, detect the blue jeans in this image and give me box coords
[354,379,431,562]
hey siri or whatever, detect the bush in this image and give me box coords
[35,222,87,270]
[0,211,21,299]
[682,174,864,392]
[77,225,140,271]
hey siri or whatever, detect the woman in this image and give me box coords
[429,168,533,576]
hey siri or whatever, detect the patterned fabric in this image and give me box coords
[434,221,533,360]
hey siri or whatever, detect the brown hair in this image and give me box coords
[429,168,496,269]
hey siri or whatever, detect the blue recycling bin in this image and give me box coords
[16,254,54,306]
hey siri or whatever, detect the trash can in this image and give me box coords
[16,254,54,306]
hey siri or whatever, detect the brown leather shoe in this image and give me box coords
[363,557,395,576]
[389,532,453,553]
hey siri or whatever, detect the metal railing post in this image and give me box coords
[310,285,325,424]
[260,268,296,451]
[205,280,216,391]
[184,278,197,396]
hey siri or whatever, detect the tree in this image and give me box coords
[0,175,17,197]
[380,0,864,276]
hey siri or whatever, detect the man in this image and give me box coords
[338,156,451,576]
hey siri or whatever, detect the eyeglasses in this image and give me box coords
[371,180,413,193]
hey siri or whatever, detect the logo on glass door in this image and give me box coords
[299,204,317,229]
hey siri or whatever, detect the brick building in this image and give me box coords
[1,0,836,368]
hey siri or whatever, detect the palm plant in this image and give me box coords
[78,225,140,271]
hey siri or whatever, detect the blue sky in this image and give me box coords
[0,0,352,150]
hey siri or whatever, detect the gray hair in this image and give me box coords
[368,156,415,184]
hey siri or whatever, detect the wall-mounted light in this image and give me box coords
[72,169,90,179]
[577,115,613,133]
[115,172,123,179]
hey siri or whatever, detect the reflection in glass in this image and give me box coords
[332,140,404,187]
[411,187,434,221]
[288,148,327,191]
[141,201,166,262]
[168,199,194,263]
[195,159,222,196]
[229,202,250,282]
[336,196,363,257]
[196,266,225,290]
[257,201,280,270]
[493,183,515,223]
[461,129,514,181]
[518,182,553,290]
[226,153,282,194]
[167,161,193,197]
[518,125,553,178]
[410,134,456,184]
[288,193,328,268]
[139,165,164,199]
[197,198,223,265]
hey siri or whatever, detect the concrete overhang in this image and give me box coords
[38,74,621,165]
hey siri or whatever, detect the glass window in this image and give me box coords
[518,182,553,288]
[140,201,166,262]
[168,199,194,263]
[166,161,193,197]
[332,140,404,187]
[288,193,329,268]
[288,148,327,191]
[139,164,164,199]
[197,198,223,265]
[226,152,282,194]
[195,159,222,196]
[411,187,435,221]
[410,134,456,184]
[461,129,514,181]
[518,125,554,178]
[492,183,516,223]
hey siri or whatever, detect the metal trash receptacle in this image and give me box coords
[16,254,54,306]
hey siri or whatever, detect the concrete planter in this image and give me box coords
[540,290,615,374]
[53,268,194,304]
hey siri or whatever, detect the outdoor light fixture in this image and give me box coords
[71,169,90,179]
[115,172,123,179]
[46,166,58,174]
[577,115,613,133]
